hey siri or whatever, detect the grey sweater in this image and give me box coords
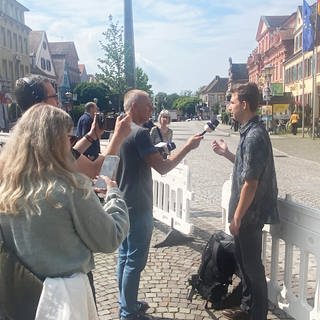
[0,181,129,279]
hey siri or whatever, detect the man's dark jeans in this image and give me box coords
[235,221,267,320]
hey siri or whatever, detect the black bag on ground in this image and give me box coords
[0,225,43,320]
[187,230,237,309]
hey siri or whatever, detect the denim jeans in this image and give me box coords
[117,212,154,319]
[235,221,267,320]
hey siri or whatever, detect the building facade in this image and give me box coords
[49,42,81,106]
[284,4,320,128]
[29,30,56,80]
[0,0,31,130]
[0,0,30,94]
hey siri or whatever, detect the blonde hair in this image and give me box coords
[158,109,171,124]
[0,103,91,215]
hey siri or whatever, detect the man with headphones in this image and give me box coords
[15,75,59,110]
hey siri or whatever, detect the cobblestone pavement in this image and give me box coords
[93,121,320,320]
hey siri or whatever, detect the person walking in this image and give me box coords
[117,89,203,320]
[212,82,279,320]
[76,101,100,160]
[0,104,129,317]
[289,110,299,135]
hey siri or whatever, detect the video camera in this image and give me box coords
[96,112,118,131]
[155,141,176,159]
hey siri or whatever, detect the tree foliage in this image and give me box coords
[96,14,152,109]
[166,93,180,109]
[154,92,168,113]
[73,82,111,111]
[136,66,153,95]
[96,15,127,98]
[173,96,200,115]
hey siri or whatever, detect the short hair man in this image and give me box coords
[76,101,100,160]
[15,75,59,110]
[117,89,203,320]
[212,82,279,320]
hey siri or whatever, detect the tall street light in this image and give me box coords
[262,64,274,131]
[124,0,136,88]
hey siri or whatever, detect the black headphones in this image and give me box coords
[22,76,46,103]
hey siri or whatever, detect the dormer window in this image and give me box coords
[43,42,47,50]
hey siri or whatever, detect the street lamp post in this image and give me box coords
[262,64,274,131]
[65,91,73,120]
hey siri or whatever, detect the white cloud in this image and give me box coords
[21,0,301,93]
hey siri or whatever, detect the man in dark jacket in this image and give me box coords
[76,102,100,160]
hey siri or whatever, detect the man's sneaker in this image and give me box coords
[137,301,150,314]
[221,308,249,320]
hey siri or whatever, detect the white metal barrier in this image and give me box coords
[221,179,320,320]
[152,161,194,235]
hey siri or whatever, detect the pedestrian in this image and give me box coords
[117,89,203,320]
[289,110,299,135]
[76,101,100,160]
[0,103,129,317]
[14,74,131,179]
[150,109,173,145]
[211,82,279,320]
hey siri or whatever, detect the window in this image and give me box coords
[19,35,23,53]
[8,61,13,80]
[7,30,12,49]
[2,60,8,79]
[46,60,51,71]
[13,33,17,52]
[24,38,27,54]
[298,62,302,80]
[42,42,47,50]
[40,58,46,69]
[1,27,6,47]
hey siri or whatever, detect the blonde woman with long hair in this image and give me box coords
[150,109,173,145]
[0,103,129,317]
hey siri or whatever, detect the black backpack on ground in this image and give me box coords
[187,230,237,309]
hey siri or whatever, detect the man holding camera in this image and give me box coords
[116,89,203,320]
[76,101,101,160]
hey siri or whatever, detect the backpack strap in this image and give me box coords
[210,238,221,277]
[199,234,220,279]
[156,127,164,142]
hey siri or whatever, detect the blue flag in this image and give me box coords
[303,0,314,52]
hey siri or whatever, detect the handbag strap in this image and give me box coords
[156,127,164,142]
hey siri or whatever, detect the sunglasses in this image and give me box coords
[68,135,79,146]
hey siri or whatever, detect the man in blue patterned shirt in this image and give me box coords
[212,82,279,320]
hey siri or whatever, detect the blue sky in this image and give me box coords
[20,0,303,94]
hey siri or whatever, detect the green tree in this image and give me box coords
[173,96,200,115]
[154,92,168,113]
[73,82,111,111]
[166,93,180,109]
[96,15,127,108]
[136,66,153,95]
[179,90,193,97]
[96,15,152,111]
[195,86,206,97]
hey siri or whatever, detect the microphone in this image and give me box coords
[200,119,220,136]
